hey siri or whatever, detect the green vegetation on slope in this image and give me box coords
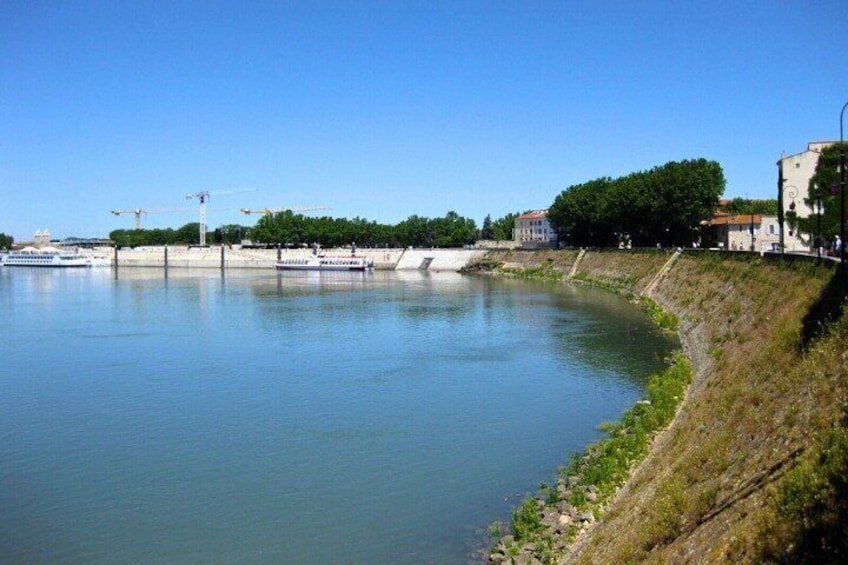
[479,250,847,564]
[572,252,847,564]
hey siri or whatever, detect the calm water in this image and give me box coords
[0,267,675,564]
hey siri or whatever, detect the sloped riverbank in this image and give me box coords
[473,249,847,564]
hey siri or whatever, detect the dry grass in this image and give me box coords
[481,249,847,564]
[564,252,847,564]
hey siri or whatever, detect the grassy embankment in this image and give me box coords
[474,249,847,564]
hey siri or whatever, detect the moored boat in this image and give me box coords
[2,246,89,268]
[275,254,373,271]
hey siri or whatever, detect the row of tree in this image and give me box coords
[0,232,13,250]
[547,159,726,248]
[109,210,520,249]
[249,210,480,248]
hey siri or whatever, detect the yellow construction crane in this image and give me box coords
[240,206,330,216]
[110,209,147,230]
[110,208,189,230]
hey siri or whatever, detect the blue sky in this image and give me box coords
[1,1,846,241]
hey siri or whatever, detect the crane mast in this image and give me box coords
[186,191,211,246]
[110,209,147,230]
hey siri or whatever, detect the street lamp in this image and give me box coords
[812,185,824,258]
[778,157,784,255]
[750,213,756,252]
[784,185,799,247]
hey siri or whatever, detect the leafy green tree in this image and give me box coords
[548,159,724,247]
[480,214,494,240]
[548,178,615,246]
[110,225,200,247]
[430,211,477,247]
[174,223,201,245]
[795,144,843,248]
[110,211,480,249]
[490,212,519,241]
[0,232,13,249]
[723,198,778,216]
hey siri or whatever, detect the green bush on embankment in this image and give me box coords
[478,249,848,564]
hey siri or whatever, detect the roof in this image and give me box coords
[709,214,764,227]
[517,210,548,220]
[777,140,837,163]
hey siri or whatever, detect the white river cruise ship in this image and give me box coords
[2,246,89,268]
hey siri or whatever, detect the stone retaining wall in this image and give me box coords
[110,246,482,271]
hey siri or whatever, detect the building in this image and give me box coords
[33,229,51,247]
[514,210,557,248]
[709,214,781,252]
[778,141,835,252]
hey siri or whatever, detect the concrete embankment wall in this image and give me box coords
[110,246,485,271]
[394,248,488,271]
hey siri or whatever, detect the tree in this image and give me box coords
[490,212,519,241]
[795,144,843,248]
[548,178,615,247]
[481,214,494,240]
[0,232,13,250]
[723,198,778,216]
[548,159,725,247]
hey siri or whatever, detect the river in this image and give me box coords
[0,267,676,564]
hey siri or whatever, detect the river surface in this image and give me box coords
[0,267,676,564]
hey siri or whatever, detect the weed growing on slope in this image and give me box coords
[562,353,692,499]
[641,296,679,332]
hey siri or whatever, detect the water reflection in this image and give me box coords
[0,266,677,565]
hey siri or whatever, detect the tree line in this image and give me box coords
[547,158,726,248]
[108,210,521,249]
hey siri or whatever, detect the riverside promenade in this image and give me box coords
[104,245,488,271]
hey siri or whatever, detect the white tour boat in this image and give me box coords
[275,254,374,271]
[2,246,90,268]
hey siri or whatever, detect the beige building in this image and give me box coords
[33,229,51,247]
[710,214,781,252]
[778,141,835,252]
[514,210,557,248]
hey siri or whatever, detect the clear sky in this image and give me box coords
[1,1,846,241]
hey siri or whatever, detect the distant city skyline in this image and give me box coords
[2,1,847,241]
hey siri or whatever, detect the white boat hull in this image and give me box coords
[2,246,94,268]
[3,255,89,267]
[275,255,373,271]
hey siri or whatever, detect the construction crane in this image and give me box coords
[240,206,330,216]
[186,188,255,246]
[110,208,190,230]
[110,209,148,230]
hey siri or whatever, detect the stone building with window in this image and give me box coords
[514,210,557,249]
[709,214,781,252]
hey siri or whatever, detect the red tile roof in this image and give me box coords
[709,214,763,226]
[517,210,548,220]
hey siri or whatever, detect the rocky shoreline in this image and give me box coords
[488,477,603,564]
